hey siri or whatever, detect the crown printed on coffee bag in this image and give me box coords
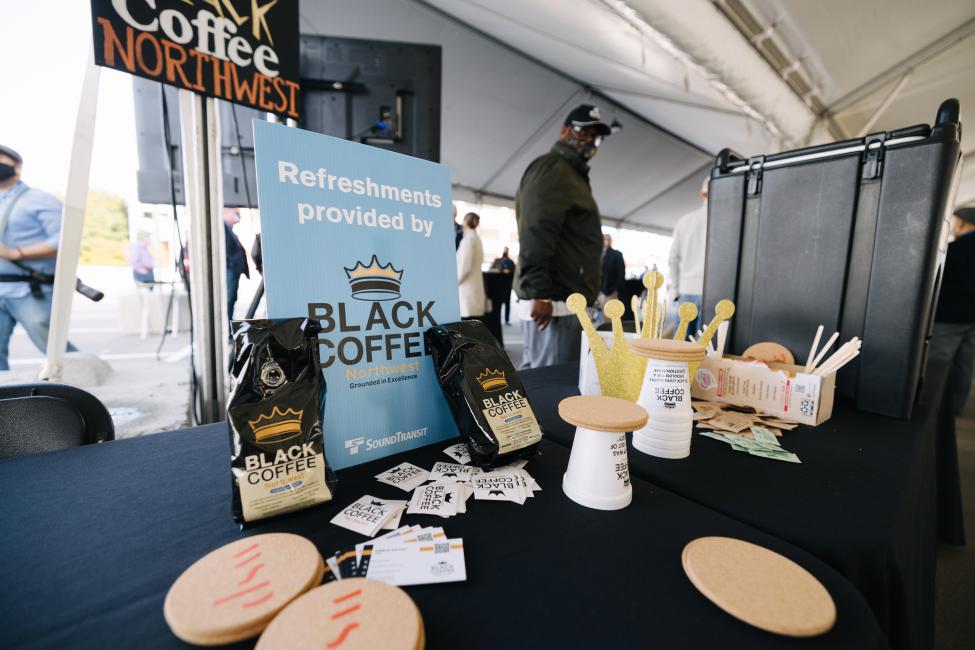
[476,368,508,392]
[344,255,404,301]
[248,406,304,444]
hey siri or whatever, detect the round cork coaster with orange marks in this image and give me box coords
[558,395,648,433]
[742,341,796,365]
[255,578,424,650]
[164,533,324,646]
[682,537,836,637]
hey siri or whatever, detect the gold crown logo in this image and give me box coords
[247,406,304,444]
[568,267,735,401]
[343,255,404,301]
[476,368,508,392]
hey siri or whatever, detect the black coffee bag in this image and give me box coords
[426,320,542,468]
[228,318,336,523]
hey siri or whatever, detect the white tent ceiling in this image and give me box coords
[299,0,975,234]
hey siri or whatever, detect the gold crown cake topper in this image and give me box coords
[476,368,508,392]
[568,267,736,401]
[248,406,304,444]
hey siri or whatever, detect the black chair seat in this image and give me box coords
[0,384,114,459]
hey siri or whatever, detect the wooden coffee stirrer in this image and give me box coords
[808,331,840,371]
[803,325,824,373]
[814,338,861,377]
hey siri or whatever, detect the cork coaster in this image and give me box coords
[164,533,324,646]
[630,338,706,362]
[743,341,795,365]
[682,537,836,637]
[255,578,424,650]
[558,395,648,433]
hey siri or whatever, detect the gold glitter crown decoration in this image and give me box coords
[568,267,737,401]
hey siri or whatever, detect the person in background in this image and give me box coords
[514,104,610,368]
[457,212,486,319]
[668,177,709,337]
[224,208,250,320]
[491,246,516,324]
[0,145,76,371]
[929,206,975,414]
[127,231,155,284]
[600,234,625,300]
[492,246,516,273]
[453,203,463,250]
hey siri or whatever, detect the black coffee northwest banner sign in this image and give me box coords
[90,0,300,117]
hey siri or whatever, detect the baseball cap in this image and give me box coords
[955,207,975,225]
[564,104,612,135]
[0,145,23,163]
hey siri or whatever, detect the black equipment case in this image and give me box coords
[703,99,962,418]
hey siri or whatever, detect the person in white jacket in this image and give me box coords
[456,212,486,318]
[668,177,708,337]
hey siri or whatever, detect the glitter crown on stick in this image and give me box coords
[568,268,736,401]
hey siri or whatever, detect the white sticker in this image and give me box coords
[330,495,407,537]
[442,443,472,465]
[375,462,431,492]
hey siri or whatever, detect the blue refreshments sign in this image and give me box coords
[253,121,460,469]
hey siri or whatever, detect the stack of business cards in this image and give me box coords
[471,468,540,505]
[406,481,473,518]
[374,462,431,492]
[330,495,408,537]
[324,525,467,587]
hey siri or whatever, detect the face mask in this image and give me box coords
[567,129,602,160]
[0,163,16,181]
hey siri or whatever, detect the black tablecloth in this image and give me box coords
[523,359,965,650]
[0,427,885,649]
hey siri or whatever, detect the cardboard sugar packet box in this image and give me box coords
[691,355,836,426]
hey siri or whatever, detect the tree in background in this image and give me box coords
[80,189,128,265]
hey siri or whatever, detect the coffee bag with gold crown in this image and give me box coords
[426,320,542,468]
[228,318,336,524]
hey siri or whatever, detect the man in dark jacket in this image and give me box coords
[929,206,975,414]
[514,104,610,368]
[601,234,625,299]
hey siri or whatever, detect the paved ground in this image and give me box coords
[1,266,197,437]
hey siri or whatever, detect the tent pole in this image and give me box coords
[40,52,100,382]
[179,91,227,423]
[856,72,913,137]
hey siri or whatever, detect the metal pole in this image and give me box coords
[856,72,913,137]
[178,91,227,423]
[41,53,100,381]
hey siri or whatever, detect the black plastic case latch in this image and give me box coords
[862,133,887,179]
[746,156,765,195]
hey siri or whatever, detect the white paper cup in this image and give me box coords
[633,430,691,459]
[637,433,691,451]
[638,427,693,443]
[563,426,632,510]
